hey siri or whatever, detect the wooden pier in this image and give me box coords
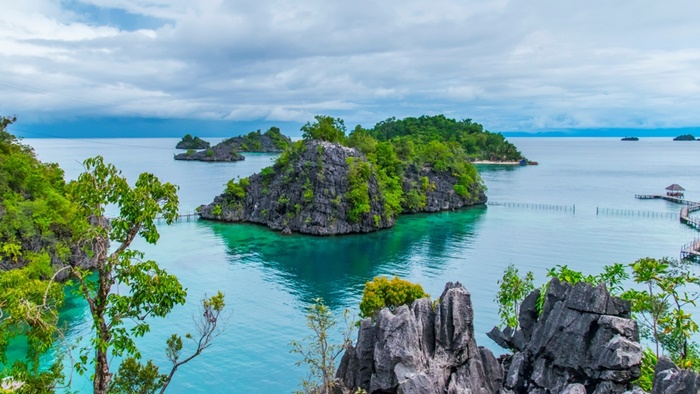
[636,194,700,260]
[154,212,200,223]
[681,238,700,261]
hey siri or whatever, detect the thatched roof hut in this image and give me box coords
[666,184,685,198]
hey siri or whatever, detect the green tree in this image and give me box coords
[69,156,184,393]
[290,298,354,394]
[359,276,428,319]
[495,264,534,329]
[623,257,700,364]
[301,116,346,143]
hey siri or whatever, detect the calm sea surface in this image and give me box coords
[23,137,700,393]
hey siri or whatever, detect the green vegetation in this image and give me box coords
[225,177,249,199]
[205,148,214,157]
[495,264,535,329]
[0,117,77,271]
[301,115,347,143]
[231,127,291,152]
[176,134,209,149]
[368,115,524,161]
[290,298,354,394]
[0,117,227,393]
[359,276,428,319]
[345,158,371,223]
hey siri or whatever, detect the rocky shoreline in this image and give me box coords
[335,279,698,393]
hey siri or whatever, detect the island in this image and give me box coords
[621,136,639,141]
[175,134,210,149]
[174,127,292,162]
[198,115,525,235]
[673,134,698,141]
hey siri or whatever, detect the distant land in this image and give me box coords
[6,116,700,139]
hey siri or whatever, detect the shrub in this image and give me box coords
[359,276,428,319]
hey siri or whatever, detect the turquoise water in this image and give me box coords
[24,137,700,393]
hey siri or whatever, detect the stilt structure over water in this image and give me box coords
[636,184,700,260]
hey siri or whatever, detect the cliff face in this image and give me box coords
[198,140,487,235]
[336,279,686,394]
[199,140,394,235]
[402,164,486,213]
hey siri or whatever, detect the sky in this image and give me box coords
[2,1,700,138]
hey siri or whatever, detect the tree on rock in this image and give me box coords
[301,115,346,143]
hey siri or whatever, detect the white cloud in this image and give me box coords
[1,0,700,131]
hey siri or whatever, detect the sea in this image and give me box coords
[21,137,700,393]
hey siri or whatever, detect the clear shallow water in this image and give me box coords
[24,137,700,393]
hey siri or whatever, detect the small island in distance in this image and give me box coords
[175,134,210,149]
[621,136,639,141]
[174,127,292,162]
[673,134,699,141]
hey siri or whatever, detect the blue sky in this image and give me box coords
[2,1,700,138]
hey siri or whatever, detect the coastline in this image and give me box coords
[472,160,523,165]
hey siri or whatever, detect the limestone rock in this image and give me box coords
[336,282,502,393]
[494,278,642,394]
[650,357,700,394]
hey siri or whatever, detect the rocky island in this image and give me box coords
[197,115,519,235]
[175,134,210,149]
[174,127,291,162]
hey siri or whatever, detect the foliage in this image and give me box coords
[225,177,249,199]
[211,204,223,216]
[622,257,700,365]
[301,115,346,143]
[0,259,67,392]
[177,134,209,149]
[205,148,214,157]
[359,276,428,319]
[368,115,524,161]
[108,358,165,394]
[495,264,534,329]
[345,158,371,223]
[290,298,354,394]
[634,347,657,392]
[68,155,214,394]
[0,117,77,271]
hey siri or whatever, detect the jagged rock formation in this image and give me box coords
[336,279,656,394]
[174,128,292,162]
[199,140,393,235]
[650,357,700,393]
[198,140,486,235]
[175,134,210,149]
[336,282,502,393]
[490,278,642,393]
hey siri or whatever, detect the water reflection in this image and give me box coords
[205,206,486,307]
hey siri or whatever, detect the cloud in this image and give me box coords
[1,0,700,133]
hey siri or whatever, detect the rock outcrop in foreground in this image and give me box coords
[198,140,486,235]
[337,279,699,394]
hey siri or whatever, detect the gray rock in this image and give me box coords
[337,282,501,393]
[561,383,587,394]
[651,357,700,394]
[500,278,642,393]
